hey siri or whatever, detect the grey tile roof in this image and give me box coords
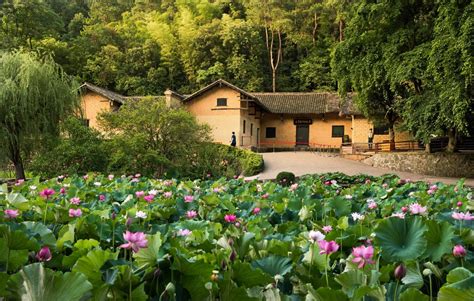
[80,82,127,104]
[251,92,357,115]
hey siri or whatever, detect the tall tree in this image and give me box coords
[0,52,78,179]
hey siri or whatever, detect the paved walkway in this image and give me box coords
[246,152,474,186]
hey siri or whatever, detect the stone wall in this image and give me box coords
[363,152,474,178]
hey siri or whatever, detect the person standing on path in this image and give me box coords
[368,128,374,149]
[230,132,236,147]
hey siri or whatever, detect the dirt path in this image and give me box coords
[246,152,474,186]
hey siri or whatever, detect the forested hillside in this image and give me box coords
[1,0,472,147]
[0,0,353,94]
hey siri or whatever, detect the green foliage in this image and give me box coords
[276,171,296,186]
[30,117,108,178]
[0,51,79,179]
[0,173,472,299]
[374,217,427,262]
[7,263,93,300]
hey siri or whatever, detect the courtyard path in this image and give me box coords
[246,152,474,186]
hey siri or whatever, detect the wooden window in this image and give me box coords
[216,98,227,106]
[243,120,246,134]
[81,119,90,127]
[374,125,389,135]
[332,125,344,138]
[250,123,253,136]
[266,127,276,138]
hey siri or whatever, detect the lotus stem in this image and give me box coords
[325,254,329,287]
[394,280,399,301]
[429,274,433,301]
[43,202,48,225]
[129,249,133,301]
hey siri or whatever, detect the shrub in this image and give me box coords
[240,149,264,176]
[30,118,108,178]
[98,98,211,177]
[276,171,295,186]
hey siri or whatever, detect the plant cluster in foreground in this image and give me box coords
[0,173,472,300]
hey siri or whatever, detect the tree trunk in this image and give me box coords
[388,124,396,151]
[14,159,26,180]
[446,128,457,153]
[312,13,318,43]
[339,19,344,42]
[272,69,276,92]
[425,141,431,153]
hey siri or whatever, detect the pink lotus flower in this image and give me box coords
[5,209,19,219]
[224,214,237,223]
[368,202,377,210]
[83,175,89,180]
[324,181,331,185]
[144,195,154,203]
[391,212,406,219]
[352,245,375,268]
[177,229,192,236]
[15,179,24,186]
[163,180,173,186]
[99,194,106,201]
[401,206,408,213]
[308,230,325,243]
[452,211,474,221]
[253,207,261,215]
[163,191,172,198]
[365,179,371,184]
[135,191,145,198]
[453,245,466,257]
[289,183,299,191]
[456,201,463,207]
[261,193,269,199]
[184,195,194,203]
[69,208,82,218]
[409,203,427,215]
[322,225,333,233]
[131,178,139,183]
[186,210,197,219]
[382,183,388,188]
[318,240,339,255]
[119,231,148,253]
[60,187,66,194]
[134,173,141,178]
[70,197,81,205]
[36,246,52,262]
[108,174,115,180]
[213,188,221,193]
[39,188,55,199]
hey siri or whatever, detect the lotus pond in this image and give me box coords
[0,173,473,300]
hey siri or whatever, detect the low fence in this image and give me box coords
[252,141,339,153]
[341,140,423,155]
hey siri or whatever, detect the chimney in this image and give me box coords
[164,89,181,109]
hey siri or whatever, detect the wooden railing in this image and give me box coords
[341,140,423,154]
[254,141,339,153]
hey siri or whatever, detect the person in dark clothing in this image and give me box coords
[230,132,236,147]
[368,128,374,149]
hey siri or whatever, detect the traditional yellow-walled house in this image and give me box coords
[79,79,411,149]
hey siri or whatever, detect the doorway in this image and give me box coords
[296,125,309,146]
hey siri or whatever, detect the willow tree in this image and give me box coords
[0,52,79,179]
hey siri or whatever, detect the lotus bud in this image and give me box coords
[423,269,432,276]
[228,238,234,246]
[111,212,116,220]
[36,246,52,262]
[205,282,213,290]
[126,217,133,226]
[221,259,227,270]
[211,270,219,282]
[274,274,284,282]
[457,201,463,207]
[229,250,237,262]
[394,264,407,280]
[165,282,175,294]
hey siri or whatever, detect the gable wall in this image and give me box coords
[80,91,114,130]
